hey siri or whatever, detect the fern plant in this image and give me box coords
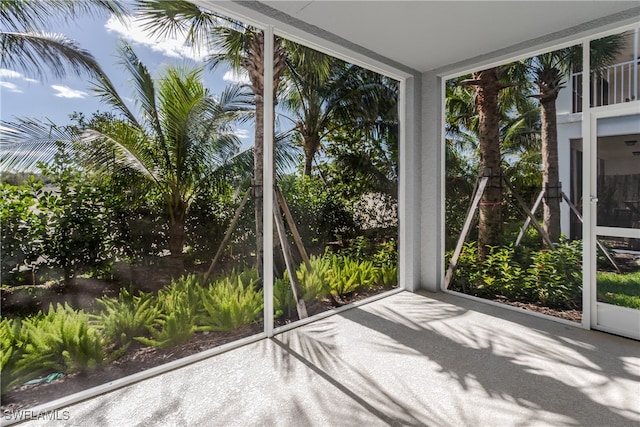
[136,305,196,348]
[1,317,29,395]
[375,263,398,289]
[93,288,159,349]
[136,275,202,348]
[17,303,105,379]
[273,277,294,319]
[296,255,332,302]
[199,269,263,332]
[158,274,204,318]
[329,257,376,297]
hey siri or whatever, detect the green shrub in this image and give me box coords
[93,289,159,348]
[17,303,105,379]
[449,239,583,310]
[279,174,356,250]
[450,244,527,299]
[274,255,333,318]
[1,181,45,286]
[478,245,529,300]
[158,274,203,318]
[372,240,397,267]
[136,306,195,349]
[199,269,263,332]
[38,146,113,284]
[527,240,582,308]
[370,239,398,289]
[342,236,372,262]
[184,186,237,264]
[446,242,482,293]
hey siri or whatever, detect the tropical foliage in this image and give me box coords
[447,241,583,309]
[0,0,125,79]
[2,43,253,276]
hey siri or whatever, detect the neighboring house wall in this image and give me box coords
[556,28,639,236]
[557,109,640,236]
[557,112,583,235]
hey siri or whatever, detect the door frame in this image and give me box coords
[587,101,640,339]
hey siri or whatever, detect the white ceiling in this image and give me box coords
[259,1,639,73]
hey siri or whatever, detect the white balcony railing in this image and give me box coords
[570,59,640,113]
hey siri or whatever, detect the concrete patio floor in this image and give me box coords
[13,291,640,426]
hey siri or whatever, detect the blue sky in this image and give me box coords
[0,10,251,141]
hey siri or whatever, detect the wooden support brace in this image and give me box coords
[273,192,308,319]
[515,189,545,247]
[275,185,312,271]
[444,176,489,290]
[503,178,555,249]
[203,187,253,283]
[561,192,622,273]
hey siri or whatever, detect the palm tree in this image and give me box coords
[280,51,398,182]
[280,45,358,176]
[451,67,536,259]
[135,0,289,276]
[527,36,625,242]
[459,67,516,259]
[1,43,252,275]
[1,0,126,79]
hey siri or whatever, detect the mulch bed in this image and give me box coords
[493,298,582,323]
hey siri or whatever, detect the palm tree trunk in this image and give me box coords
[302,134,320,176]
[168,199,186,276]
[254,96,265,278]
[247,33,288,279]
[541,93,561,243]
[474,68,503,260]
[246,33,266,279]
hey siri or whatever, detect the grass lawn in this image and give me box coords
[597,271,640,309]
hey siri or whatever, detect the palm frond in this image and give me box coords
[0,119,76,171]
[79,128,159,183]
[217,83,254,115]
[91,73,140,127]
[116,42,170,170]
[0,31,104,79]
[207,26,253,72]
[1,0,127,32]
[135,0,221,47]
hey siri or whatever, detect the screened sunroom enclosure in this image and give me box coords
[441,22,640,340]
[230,2,638,342]
[2,1,640,424]
[229,3,640,332]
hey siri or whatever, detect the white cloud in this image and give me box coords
[223,70,250,84]
[0,69,23,79]
[0,69,39,91]
[0,81,23,93]
[234,128,250,139]
[105,15,210,62]
[51,85,88,99]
